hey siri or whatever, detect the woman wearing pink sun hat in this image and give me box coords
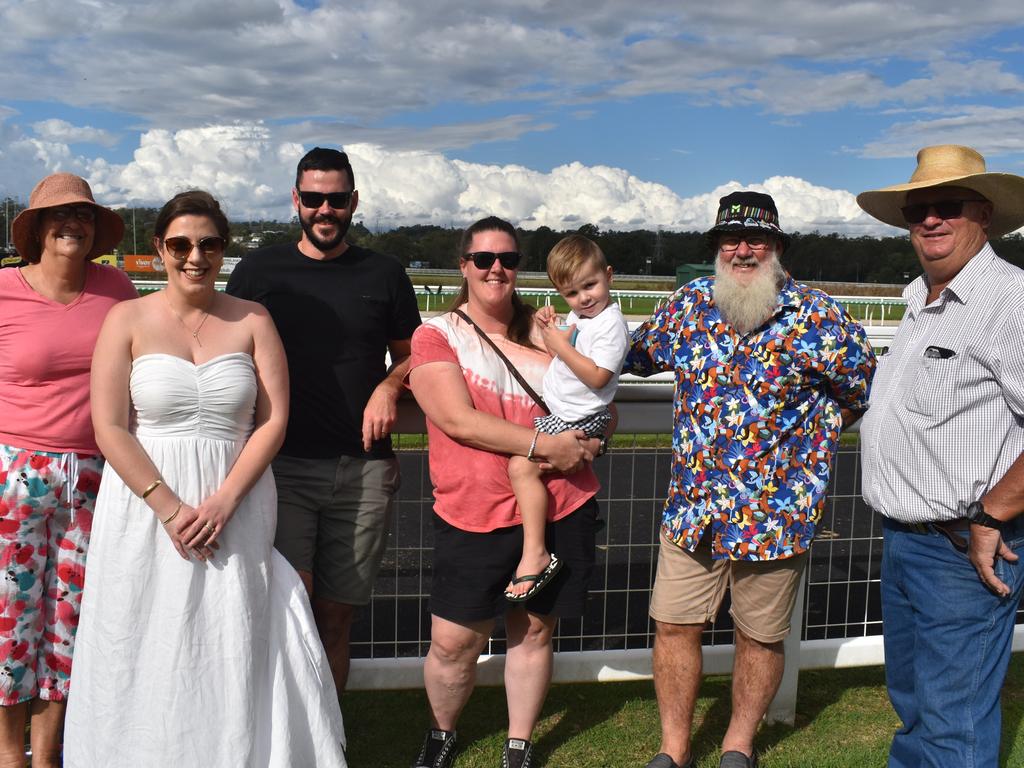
[0,173,136,766]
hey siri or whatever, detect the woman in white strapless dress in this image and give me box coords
[63,191,347,767]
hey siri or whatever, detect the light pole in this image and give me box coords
[3,198,11,252]
[132,207,137,255]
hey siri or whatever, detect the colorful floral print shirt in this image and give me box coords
[625,276,876,561]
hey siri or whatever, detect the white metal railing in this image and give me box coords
[131,278,908,331]
[412,284,671,314]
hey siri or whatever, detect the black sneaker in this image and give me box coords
[718,750,758,768]
[645,752,695,768]
[412,729,458,768]
[502,738,535,768]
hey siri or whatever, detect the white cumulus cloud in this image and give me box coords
[68,123,892,236]
[31,119,118,147]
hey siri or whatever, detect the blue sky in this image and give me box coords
[2,1,1023,236]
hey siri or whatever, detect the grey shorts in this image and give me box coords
[272,453,400,606]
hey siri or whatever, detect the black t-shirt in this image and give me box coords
[226,242,421,459]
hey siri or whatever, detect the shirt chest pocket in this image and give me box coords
[905,352,961,418]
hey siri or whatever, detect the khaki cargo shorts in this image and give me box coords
[649,530,807,643]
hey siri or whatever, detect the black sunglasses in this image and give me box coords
[49,205,96,223]
[900,198,987,224]
[297,190,354,209]
[163,236,227,259]
[463,251,522,270]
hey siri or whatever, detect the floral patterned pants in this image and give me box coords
[0,444,102,705]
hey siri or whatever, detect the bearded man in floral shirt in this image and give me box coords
[627,191,875,768]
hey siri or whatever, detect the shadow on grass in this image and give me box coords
[339,672,881,766]
[341,672,874,767]
[342,656,1024,767]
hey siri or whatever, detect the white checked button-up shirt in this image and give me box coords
[861,244,1024,523]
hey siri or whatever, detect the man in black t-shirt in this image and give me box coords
[227,147,421,693]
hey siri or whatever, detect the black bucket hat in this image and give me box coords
[705,190,790,251]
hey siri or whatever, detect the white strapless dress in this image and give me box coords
[64,353,347,767]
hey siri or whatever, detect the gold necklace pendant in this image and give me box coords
[164,292,211,347]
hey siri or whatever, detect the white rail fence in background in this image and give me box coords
[134,278,906,329]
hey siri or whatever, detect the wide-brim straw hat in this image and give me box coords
[856,145,1024,239]
[11,173,125,262]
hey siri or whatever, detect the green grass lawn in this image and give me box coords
[343,655,1024,767]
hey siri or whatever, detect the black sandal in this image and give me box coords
[504,554,563,602]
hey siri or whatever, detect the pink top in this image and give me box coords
[0,263,137,454]
[410,312,599,533]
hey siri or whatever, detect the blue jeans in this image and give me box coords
[881,517,1024,767]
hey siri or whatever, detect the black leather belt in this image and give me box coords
[887,517,969,552]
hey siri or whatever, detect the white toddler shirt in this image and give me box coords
[542,302,630,423]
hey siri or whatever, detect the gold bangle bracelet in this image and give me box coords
[141,479,163,499]
[161,500,183,527]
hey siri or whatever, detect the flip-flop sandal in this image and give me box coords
[504,553,563,602]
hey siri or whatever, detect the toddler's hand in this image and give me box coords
[534,305,558,325]
[540,321,576,354]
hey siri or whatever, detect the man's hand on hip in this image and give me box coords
[968,524,1018,597]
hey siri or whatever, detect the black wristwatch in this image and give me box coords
[966,500,1003,530]
[595,435,610,458]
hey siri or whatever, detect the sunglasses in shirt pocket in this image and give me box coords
[906,346,959,418]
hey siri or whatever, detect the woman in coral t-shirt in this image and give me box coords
[407,216,600,768]
[0,173,136,766]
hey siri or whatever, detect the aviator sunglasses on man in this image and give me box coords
[900,198,987,224]
[297,190,355,209]
[463,251,522,270]
[162,236,227,259]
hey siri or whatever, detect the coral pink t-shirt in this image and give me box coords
[0,263,137,454]
[410,312,599,533]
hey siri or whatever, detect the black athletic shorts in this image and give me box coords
[429,497,598,623]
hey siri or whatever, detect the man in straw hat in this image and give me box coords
[626,191,875,768]
[857,144,1024,767]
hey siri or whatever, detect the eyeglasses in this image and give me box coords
[162,236,227,259]
[297,190,354,209]
[719,234,770,253]
[48,205,96,223]
[463,251,522,270]
[900,199,987,224]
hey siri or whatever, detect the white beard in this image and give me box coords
[712,249,786,335]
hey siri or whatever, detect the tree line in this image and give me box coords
[3,198,1023,284]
